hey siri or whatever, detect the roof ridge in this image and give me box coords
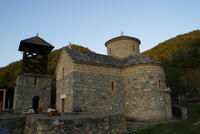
[64,47,160,67]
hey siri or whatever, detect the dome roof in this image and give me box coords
[105,35,141,47]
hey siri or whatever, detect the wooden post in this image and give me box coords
[3,89,6,109]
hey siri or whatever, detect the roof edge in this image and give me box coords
[18,36,54,51]
[105,35,141,47]
[73,59,161,68]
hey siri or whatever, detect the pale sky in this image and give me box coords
[0,0,200,67]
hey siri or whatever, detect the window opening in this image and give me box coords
[34,77,37,85]
[109,48,111,54]
[32,96,40,113]
[158,80,161,88]
[111,81,114,91]
[61,98,65,112]
[62,67,65,80]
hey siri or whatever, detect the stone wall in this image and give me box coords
[0,110,25,134]
[56,60,172,120]
[56,49,74,112]
[56,51,124,113]
[124,65,172,120]
[14,74,52,111]
[57,71,124,114]
[24,114,126,134]
[56,73,74,112]
[56,50,172,121]
[72,72,124,114]
[56,49,74,81]
[0,111,175,134]
[0,111,126,134]
[0,116,25,134]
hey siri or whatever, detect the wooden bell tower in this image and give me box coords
[14,35,54,111]
[19,35,54,74]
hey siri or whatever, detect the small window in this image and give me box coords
[62,67,65,79]
[109,48,111,54]
[111,81,114,91]
[34,77,37,85]
[61,98,65,112]
[158,80,161,88]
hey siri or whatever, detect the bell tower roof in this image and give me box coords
[19,36,54,52]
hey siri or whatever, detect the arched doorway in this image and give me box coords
[32,96,40,113]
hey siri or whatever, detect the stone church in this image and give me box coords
[56,35,172,121]
[0,35,173,134]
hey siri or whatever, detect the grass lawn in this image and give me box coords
[130,103,200,134]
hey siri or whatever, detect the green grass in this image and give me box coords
[130,103,200,134]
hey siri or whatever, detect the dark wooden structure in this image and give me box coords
[18,36,54,74]
[0,86,14,109]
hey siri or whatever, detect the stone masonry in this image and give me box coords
[124,65,172,120]
[56,35,172,121]
[14,73,52,111]
[24,113,126,134]
[0,110,126,134]
[105,36,140,58]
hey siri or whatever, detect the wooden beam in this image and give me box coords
[3,89,6,109]
[0,89,7,110]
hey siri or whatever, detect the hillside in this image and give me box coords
[0,44,94,88]
[142,30,200,92]
[143,30,200,61]
[0,49,61,88]
[0,30,200,94]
